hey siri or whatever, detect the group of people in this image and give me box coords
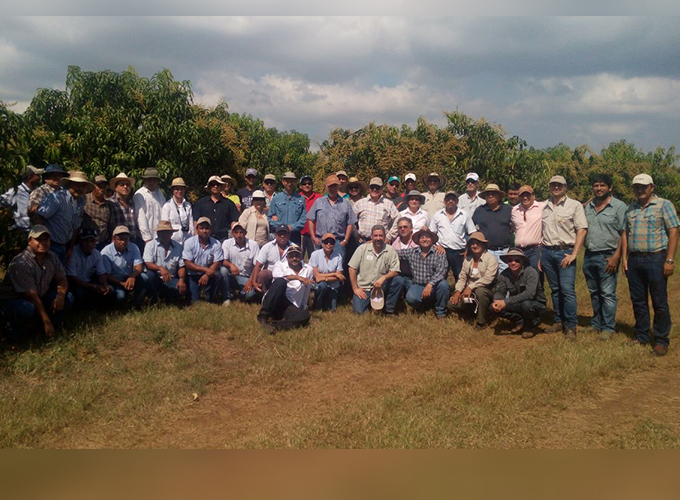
[0,165,677,356]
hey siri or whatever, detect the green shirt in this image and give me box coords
[584,197,627,252]
[348,243,401,290]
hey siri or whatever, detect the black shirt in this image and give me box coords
[472,203,513,249]
[193,195,240,241]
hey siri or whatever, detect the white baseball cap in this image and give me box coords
[632,173,654,186]
[465,172,480,182]
[404,173,417,182]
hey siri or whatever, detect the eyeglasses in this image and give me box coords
[322,239,336,245]
[388,182,400,187]
[369,186,381,191]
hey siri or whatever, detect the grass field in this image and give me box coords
[1,261,679,448]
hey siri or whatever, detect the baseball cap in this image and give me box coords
[79,227,98,240]
[231,222,245,232]
[518,185,534,195]
[549,175,567,186]
[94,175,108,185]
[196,217,212,227]
[282,171,296,180]
[444,191,459,200]
[263,174,277,182]
[300,175,313,183]
[286,244,302,256]
[632,173,654,186]
[335,170,348,178]
[112,225,131,237]
[465,172,480,182]
[404,173,417,182]
[28,225,51,239]
[325,174,340,187]
[275,224,290,234]
[369,177,383,187]
[251,190,266,199]
[245,168,258,177]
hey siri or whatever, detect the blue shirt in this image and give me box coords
[584,197,627,252]
[181,235,224,276]
[37,189,85,245]
[268,191,307,232]
[101,242,143,281]
[307,195,357,239]
[143,238,185,278]
[66,245,106,282]
[309,248,343,289]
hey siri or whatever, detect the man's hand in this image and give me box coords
[52,293,66,313]
[622,257,628,277]
[461,287,472,299]
[422,283,433,299]
[353,287,368,300]
[434,244,445,255]
[159,267,172,282]
[335,272,346,282]
[177,278,187,294]
[450,290,461,306]
[124,277,136,291]
[271,215,279,222]
[43,318,56,338]
[561,253,577,268]
[95,285,110,295]
[229,263,239,276]
[340,239,348,247]
[243,279,254,293]
[491,299,506,313]
[664,261,675,278]
[299,277,314,286]
[311,235,320,247]
[65,247,74,266]
[374,277,385,289]
[198,273,210,286]
[605,255,620,275]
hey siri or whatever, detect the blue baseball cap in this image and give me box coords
[43,164,68,176]
[387,176,400,184]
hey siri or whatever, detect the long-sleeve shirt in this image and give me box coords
[133,186,166,242]
[0,183,31,230]
[422,191,446,219]
[160,198,194,244]
[268,191,307,233]
[37,189,85,245]
[455,251,498,293]
[396,247,448,286]
[493,266,546,306]
[109,193,138,240]
[399,208,429,232]
[353,195,400,240]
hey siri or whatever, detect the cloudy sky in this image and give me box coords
[1,17,679,152]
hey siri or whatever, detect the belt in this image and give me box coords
[488,246,509,251]
[630,250,665,257]
[545,244,573,250]
[516,244,541,250]
[585,249,615,255]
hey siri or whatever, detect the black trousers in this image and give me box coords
[257,278,311,331]
[445,248,465,281]
[493,300,546,327]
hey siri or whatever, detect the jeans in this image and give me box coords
[493,300,546,327]
[301,234,316,262]
[111,272,152,307]
[313,281,340,311]
[145,271,187,304]
[219,268,258,301]
[404,280,450,317]
[352,276,404,314]
[187,272,224,303]
[50,243,68,266]
[489,248,510,273]
[627,252,671,346]
[541,246,578,329]
[444,248,465,281]
[0,286,74,338]
[583,250,619,333]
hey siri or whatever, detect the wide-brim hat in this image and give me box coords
[141,167,160,180]
[422,172,447,190]
[61,171,94,194]
[412,227,439,246]
[467,231,489,245]
[479,183,506,199]
[171,177,187,188]
[204,175,226,189]
[220,174,235,184]
[347,177,367,195]
[251,190,266,199]
[155,220,177,233]
[43,164,68,177]
[500,248,530,265]
[406,190,425,204]
[110,173,135,189]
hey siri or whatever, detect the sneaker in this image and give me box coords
[564,328,577,341]
[653,345,669,357]
[598,331,614,341]
[222,299,232,306]
[521,329,536,339]
[545,322,563,333]
[628,337,649,347]
[509,323,525,335]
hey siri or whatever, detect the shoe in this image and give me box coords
[564,328,577,341]
[598,331,614,341]
[627,337,649,347]
[435,315,446,320]
[545,322,563,333]
[521,329,536,339]
[653,345,669,357]
[473,323,486,330]
[509,323,525,335]
[222,299,232,306]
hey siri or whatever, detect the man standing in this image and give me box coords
[66,228,113,308]
[384,175,404,206]
[422,172,447,219]
[108,173,139,242]
[133,167,166,248]
[353,177,400,244]
[221,223,261,303]
[511,185,545,272]
[143,220,188,304]
[430,191,476,281]
[399,190,430,231]
[506,183,522,206]
[458,172,486,214]
[472,183,513,272]
[336,170,350,198]
[101,225,151,308]
[622,174,679,356]
[307,174,357,259]
[0,165,43,232]
[182,217,225,304]
[193,175,240,242]
[541,175,588,340]
[82,175,115,250]
[348,225,403,315]
[299,175,323,260]
[28,164,68,218]
[238,168,260,210]
[262,173,278,211]
[161,177,194,244]
[269,171,307,245]
[583,174,627,340]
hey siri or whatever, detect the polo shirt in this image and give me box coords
[143,238,185,278]
[348,243,401,291]
[66,245,106,282]
[268,191,307,232]
[271,260,314,308]
[625,195,680,253]
[584,197,627,252]
[429,208,476,250]
[192,195,240,241]
[222,238,260,278]
[542,196,588,247]
[309,248,344,289]
[0,248,65,300]
[181,235,224,276]
[512,201,545,248]
[307,195,357,239]
[458,192,486,214]
[101,242,143,281]
[37,189,85,245]
[255,240,292,268]
[472,203,513,249]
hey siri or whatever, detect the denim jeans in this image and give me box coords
[144,270,187,304]
[583,250,619,333]
[627,252,671,346]
[352,276,404,314]
[111,272,152,307]
[404,280,450,317]
[313,281,340,311]
[489,248,509,273]
[72,283,116,308]
[219,267,258,301]
[541,246,577,329]
[444,248,465,281]
[188,272,224,303]
[0,286,74,338]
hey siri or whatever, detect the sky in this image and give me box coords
[1,16,679,153]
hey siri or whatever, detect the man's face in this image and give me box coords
[418,234,433,250]
[387,181,400,196]
[550,182,566,198]
[282,178,296,192]
[172,186,186,199]
[208,182,222,196]
[397,220,413,239]
[326,183,339,197]
[197,223,211,239]
[520,192,535,209]
[469,240,483,255]
[79,237,96,255]
[371,229,385,249]
[113,234,129,253]
[144,178,159,192]
[506,256,523,272]
[507,189,520,206]
[29,234,51,255]
[263,179,277,193]
[27,173,41,187]
[275,231,290,246]
[404,180,415,192]
[426,178,441,192]
[232,228,246,245]
[300,179,313,194]
[633,183,654,202]
[466,179,478,194]
[408,196,421,210]
[93,182,107,199]
[222,180,232,192]
[158,231,173,246]
[69,182,87,199]
[246,174,257,188]
[369,185,382,199]
[337,175,348,187]
[115,181,132,198]
[44,173,65,188]
[445,197,458,211]
[485,192,501,207]
[287,252,302,268]
[592,182,611,200]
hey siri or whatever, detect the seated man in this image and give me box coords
[0,226,74,339]
[491,248,547,338]
[220,223,261,303]
[143,220,188,304]
[348,224,403,314]
[309,232,345,311]
[246,224,292,295]
[182,217,225,304]
[257,244,314,334]
[396,228,450,319]
[101,225,152,308]
[66,227,114,308]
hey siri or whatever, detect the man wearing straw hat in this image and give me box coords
[36,170,93,265]
[143,220,188,304]
[133,167,166,248]
[108,172,139,242]
[82,175,115,250]
[422,172,447,219]
[472,183,513,273]
[491,248,547,338]
[193,175,240,242]
[161,177,194,244]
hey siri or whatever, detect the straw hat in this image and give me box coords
[422,172,447,190]
[479,183,506,199]
[499,248,530,266]
[61,171,94,194]
[170,177,187,188]
[467,231,489,244]
[204,176,225,189]
[347,177,367,195]
[412,227,439,246]
[155,220,177,233]
[110,173,135,189]
[141,167,161,180]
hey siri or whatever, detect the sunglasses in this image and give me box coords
[388,182,400,187]
[322,239,336,245]
[264,180,276,185]
[349,186,360,190]
[369,185,382,191]
[208,183,220,187]
[506,257,522,263]
[300,182,312,186]
[465,179,478,184]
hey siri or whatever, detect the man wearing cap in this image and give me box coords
[262,174,278,210]
[422,173,447,219]
[101,225,151,308]
[28,164,68,218]
[348,225,403,315]
[511,185,545,273]
[299,175,323,260]
[336,170,350,198]
[458,172,486,214]
[0,226,74,338]
[237,168,260,210]
[108,173,139,242]
[0,165,43,232]
[143,221,188,304]
[353,177,400,243]
[582,174,627,340]
[541,175,588,340]
[622,173,679,356]
[66,228,114,308]
[193,176,240,242]
[247,223,293,295]
[257,244,314,334]
[385,176,404,206]
[36,171,92,265]
[161,177,194,244]
[399,190,430,232]
[309,232,345,311]
[269,172,307,245]
[221,223,261,303]
[491,248,547,338]
[396,227,450,318]
[82,175,115,250]
[133,167,166,248]
[472,183,513,272]
[182,217,225,304]
[307,174,357,259]
[430,191,476,281]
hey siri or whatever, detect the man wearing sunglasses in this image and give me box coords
[458,172,486,214]
[269,172,307,245]
[353,177,400,244]
[237,168,261,210]
[384,176,404,206]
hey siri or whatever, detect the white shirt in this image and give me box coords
[161,198,194,243]
[399,207,430,232]
[222,237,260,278]
[271,260,314,309]
[133,186,166,242]
[458,192,486,214]
[429,208,476,250]
[255,240,292,268]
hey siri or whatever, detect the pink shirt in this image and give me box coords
[392,237,418,250]
[512,201,545,247]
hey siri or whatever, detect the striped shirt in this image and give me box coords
[625,195,679,253]
[308,195,357,239]
[28,183,58,213]
[109,193,138,240]
[353,195,400,240]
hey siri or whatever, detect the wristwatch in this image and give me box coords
[667,259,675,264]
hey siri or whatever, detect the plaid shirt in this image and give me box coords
[108,193,138,240]
[28,183,57,212]
[353,195,400,240]
[83,193,114,244]
[625,195,679,253]
[397,247,448,286]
